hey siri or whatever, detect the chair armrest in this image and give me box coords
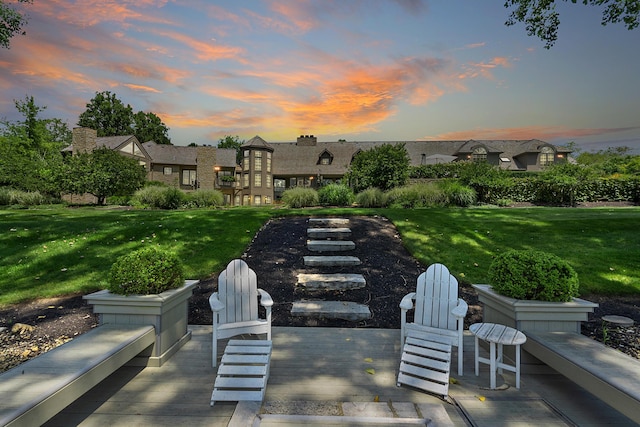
[257,289,274,307]
[209,293,225,312]
[400,292,416,311]
[451,298,468,318]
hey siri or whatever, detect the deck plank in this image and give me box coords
[41,326,637,427]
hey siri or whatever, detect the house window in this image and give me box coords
[317,150,333,165]
[254,173,262,187]
[264,196,272,204]
[290,177,297,187]
[540,146,555,166]
[182,170,196,186]
[254,151,262,171]
[120,141,143,157]
[472,147,487,162]
[242,150,250,171]
[243,173,249,187]
[253,195,261,205]
[163,167,172,175]
[266,152,272,172]
[266,173,272,188]
[243,195,250,205]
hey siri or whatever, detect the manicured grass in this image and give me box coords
[0,206,272,305]
[1,205,638,305]
[383,207,640,296]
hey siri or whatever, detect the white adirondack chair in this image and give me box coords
[209,259,273,367]
[400,263,468,376]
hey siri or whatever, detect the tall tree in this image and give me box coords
[217,135,244,164]
[78,91,135,137]
[59,147,146,205]
[0,0,31,49]
[346,143,410,192]
[505,0,640,49]
[0,95,69,195]
[133,111,171,144]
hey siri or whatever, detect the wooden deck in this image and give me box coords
[42,326,635,427]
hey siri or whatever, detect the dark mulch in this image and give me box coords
[1,215,638,374]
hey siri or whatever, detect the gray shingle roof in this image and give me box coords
[268,138,563,175]
[142,141,197,165]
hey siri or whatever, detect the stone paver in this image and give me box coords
[291,301,371,322]
[297,273,366,291]
[307,227,351,239]
[307,240,355,252]
[303,256,361,267]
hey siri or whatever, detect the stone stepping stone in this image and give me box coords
[602,315,634,326]
[291,301,371,322]
[303,256,361,267]
[308,218,349,227]
[307,240,355,252]
[297,273,366,291]
[306,227,351,239]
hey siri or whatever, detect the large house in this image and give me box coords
[69,128,570,206]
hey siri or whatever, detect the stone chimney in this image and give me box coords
[296,134,317,146]
[72,127,97,155]
[196,146,218,190]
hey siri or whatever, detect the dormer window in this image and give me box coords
[472,146,487,162]
[317,150,333,165]
[539,146,555,166]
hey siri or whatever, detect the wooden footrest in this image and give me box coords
[397,330,452,399]
[210,340,272,407]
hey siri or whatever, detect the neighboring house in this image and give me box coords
[267,135,570,200]
[67,128,570,206]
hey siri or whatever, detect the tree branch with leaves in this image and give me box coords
[505,0,639,48]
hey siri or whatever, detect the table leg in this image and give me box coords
[498,343,504,375]
[489,342,496,389]
[516,344,521,389]
[474,336,479,376]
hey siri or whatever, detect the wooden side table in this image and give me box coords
[470,323,527,389]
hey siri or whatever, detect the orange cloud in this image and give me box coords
[459,57,513,80]
[30,0,174,27]
[422,126,640,141]
[151,30,245,63]
[122,83,161,93]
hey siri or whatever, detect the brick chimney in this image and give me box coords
[72,127,97,155]
[296,134,317,146]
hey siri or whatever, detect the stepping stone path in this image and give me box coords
[291,218,371,322]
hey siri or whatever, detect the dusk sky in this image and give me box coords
[1,0,639,153]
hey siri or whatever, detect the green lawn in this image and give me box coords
[1,205,638,305]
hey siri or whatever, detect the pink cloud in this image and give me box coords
[422,126,640,142]
[29,0,174,27]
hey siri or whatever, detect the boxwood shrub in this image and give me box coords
[318,183,354,206]
[488,250,579,302]
[107,247,185,295]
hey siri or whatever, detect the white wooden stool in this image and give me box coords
[470,323,526,389]
[397,329,452,399]
[210,340,272,407]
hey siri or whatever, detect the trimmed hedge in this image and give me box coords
[107,247,185,295]
[488,250,579,302]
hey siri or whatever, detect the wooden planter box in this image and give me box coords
[472,284,598,333]
[84,280,199,367]
[472,284,598,372]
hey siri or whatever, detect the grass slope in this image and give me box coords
[1,206,638,305]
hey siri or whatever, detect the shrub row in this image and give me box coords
[130,186,224,209]
[0,188,55,206]
[410,163,640,205]
[281,182,477,208]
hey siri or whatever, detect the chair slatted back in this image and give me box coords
[217,259,259,325]
[414,263,459,331]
